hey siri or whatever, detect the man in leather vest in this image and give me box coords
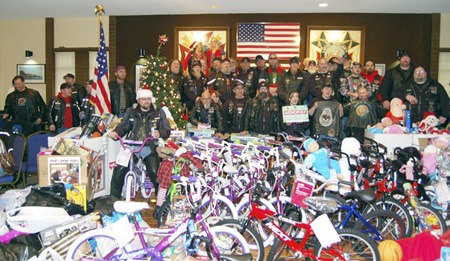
[48,83,81,134]
[64,73,87,106]
[380,50,415,110]
[109,65,136,117]
[236,57,256,98]
[207,58,236,103]
[259,53,287,105]
[392,66,449,124]
[183,60,207,111]
[3,75,47,136]
[361,60,384,102]
[188,90,224,137]
[282,56,305,104]
[222,80,249,134]
[107,87,171,199]
[245,81,281,135]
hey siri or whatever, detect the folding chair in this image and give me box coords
[0,132,26,190]
[24,131,55,185]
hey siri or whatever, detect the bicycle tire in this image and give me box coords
[204,226,251,260]
[214,219,265,261]
[122,173,135,200]
[65,229,122,261]
[354,209,406,241]
[236,195,278,247]
[414,203,448,236]
[373,197,414,237]
[315,228,380,261]
[200,195,238,220]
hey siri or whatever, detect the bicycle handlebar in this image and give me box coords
[116,134,155,154]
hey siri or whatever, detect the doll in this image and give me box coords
[422,144,438,178]
[303,138,341,180]
[339,137,361,194]
[385,98,405,125]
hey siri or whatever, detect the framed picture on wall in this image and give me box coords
[307,26,366,63]
[17,64,45,84]
[135,64,146,90]
[175,27,229,72]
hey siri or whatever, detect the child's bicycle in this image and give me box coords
[116,135,155,200]
[65,176,252,261]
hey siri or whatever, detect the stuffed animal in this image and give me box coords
[399,158,415,181]
[385,98,405,124]
[418,115,439,134]
[422,144,438,178]
[367,117,393,134]
[303,138,341,180]
[383,124,406,134]
[339,137,361,194]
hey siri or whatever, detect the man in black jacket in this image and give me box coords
[3,75,47,136]
[64,73,86,106]
[188,90,224,137]
[48,83,81,134]
[107,87,171,199]
[109,65,136,117]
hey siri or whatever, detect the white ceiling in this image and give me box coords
[1,0,450,20]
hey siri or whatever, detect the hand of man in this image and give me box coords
[405,94,418,105]
[35,118,42,124]
[2,114,9,120]
[49,124,56,132]
[107,131,118,140]
[382,100,390,110]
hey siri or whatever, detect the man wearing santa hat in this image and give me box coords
[107,87,171,199]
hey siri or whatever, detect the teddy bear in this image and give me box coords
[367,117,392,134]
[339,137,362,194]
[303,138,341,181]
[385,98,405,125]
[422,144,438,179]
[379,116,406,134]
[418,114,439,134]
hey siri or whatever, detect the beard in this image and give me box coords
[259,92,269,100]
[308,69,316,74]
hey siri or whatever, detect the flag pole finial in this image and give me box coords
[95,4,105,16]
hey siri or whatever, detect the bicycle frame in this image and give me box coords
[248,202,345,260]
[335,203,383,241]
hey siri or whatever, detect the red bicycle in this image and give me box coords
[246,183,380,260]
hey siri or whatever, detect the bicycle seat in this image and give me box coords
[344,189,375,203]
[221,253,253,261]
[223,164,238,174]
[303,197,338,213]
[114,201,149,214]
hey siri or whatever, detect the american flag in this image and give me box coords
[91,21,111,115]
[237,23,300,61]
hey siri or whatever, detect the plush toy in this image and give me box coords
[367,117,393,134]
[383,124,406,134]
[303,138,341,180]
[418,115,439,134]
[399,158,415,181]
[422,144,438,178]
[339,137,361,194]
[385,98,405,124]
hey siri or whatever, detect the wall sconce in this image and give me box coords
[25,50,33,57]
[138,49,145,58]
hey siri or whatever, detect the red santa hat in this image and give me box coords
[136,86,156,103]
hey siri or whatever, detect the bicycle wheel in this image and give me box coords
[122,173,135,200]
[414,204,448,236]
[214,219,264,261]
[315,228,380,261]
[354,209,406,241]
[203,226,250,260]
[201,195,238,220]
[66,229,122,260]
[236,195,277,247]
[374,197,414,238]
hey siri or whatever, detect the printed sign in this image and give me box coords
[282,105,309,123]
[291,179,315,208]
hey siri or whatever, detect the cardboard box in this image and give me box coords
[38,154,91,198]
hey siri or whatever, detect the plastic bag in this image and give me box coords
[0,139,15,175]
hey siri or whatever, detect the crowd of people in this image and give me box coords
[2,47,449,203]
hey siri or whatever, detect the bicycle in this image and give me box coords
[116,135,155,200]
[66,176,252,261]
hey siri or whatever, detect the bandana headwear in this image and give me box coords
[136,87,156,103]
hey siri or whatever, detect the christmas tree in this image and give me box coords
[140,35,187,129]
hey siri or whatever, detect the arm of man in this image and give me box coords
[380,70,394,109]
[437,82,450,124]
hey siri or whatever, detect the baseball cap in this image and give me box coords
[63,73,75,79]
[241,57,250,63]
[255,55,264,61]
[289,57,300,64]
[60,83,71,90]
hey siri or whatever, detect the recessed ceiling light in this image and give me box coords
[319,3,328,7]
[211,5,219,9]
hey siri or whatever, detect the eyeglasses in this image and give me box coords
[414,70,426,74]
